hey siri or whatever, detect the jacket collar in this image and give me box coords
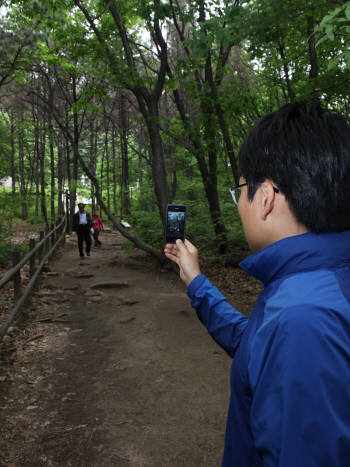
[240,231,350,288]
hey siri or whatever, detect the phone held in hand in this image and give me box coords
[165,204,186,244]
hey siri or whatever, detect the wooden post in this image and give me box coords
[29,238,35,277]
[65,196,70,233]
[39,231,44,260]
[45,228,49,254]
[56,219,60,247]
[12,250,21,301]
[51,223,55,249]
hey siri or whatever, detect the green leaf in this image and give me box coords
[327,56,339,70]
[345,5,350,21]
[325,25,335,41]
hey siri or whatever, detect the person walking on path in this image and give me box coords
[72,203,93,257]
[165,102,350,467]
[92,211,105,247]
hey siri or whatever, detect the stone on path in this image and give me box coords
[122,298,138,306]
[35,290,55,297]
[63,285,79,291]
[84,290,104,297]
[90,296,102,303]
[75,273,94,279]
[90,280,129,289]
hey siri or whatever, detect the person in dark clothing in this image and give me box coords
[72,203,93,257]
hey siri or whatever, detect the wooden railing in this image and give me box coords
[0,216,66,343]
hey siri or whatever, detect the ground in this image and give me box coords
[0,231,261,467]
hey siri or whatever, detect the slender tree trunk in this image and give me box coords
[278,42,295,101]
[119,93,130,216]
[146,107,171,223]
[65,108,74,230]
[48,113,55,220]
[206,57,240,185]
[112,124,117,216]
[89,118,97,212]
[104,121,111,211]
[18,112,27,220]
[72,77,79,212]
[34,126,40,217]
[57,134,64,216]
[40,120,49,228]
[307,15,319,102]
[10,114,16,195]
[100,149,104,212]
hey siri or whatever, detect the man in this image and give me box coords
[72,202,93,257]
[164,102,350,466]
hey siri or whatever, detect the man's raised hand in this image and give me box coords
[164,239,201,286]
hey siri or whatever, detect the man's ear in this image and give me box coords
[260,182,276,220]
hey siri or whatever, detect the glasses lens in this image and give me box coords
[230,188,238,205]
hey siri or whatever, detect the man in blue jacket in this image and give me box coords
[164,102,350,466]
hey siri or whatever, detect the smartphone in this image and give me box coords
[165,204,186,244]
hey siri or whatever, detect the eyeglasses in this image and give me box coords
[229,183,280,205]
[229,183,248,205]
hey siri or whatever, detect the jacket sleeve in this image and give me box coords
[187,274,249,357]
[248,303,350,467]
[99,218,105,231]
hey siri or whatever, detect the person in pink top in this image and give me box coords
[92,212,105,247]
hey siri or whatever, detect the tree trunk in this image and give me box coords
[104,121,111,211]
[70,77,80,221]
[10,114,16,195]
[278,42,295,101]
[48,113,55,221]
[18,112,27,220]
[146,107,171,224]
[119,93,130,216]
[89,118,97,213]
[57,131,64,216]
[40,121,49,228]
[34,125,40,217]
[307,15,319,102]
[112,124,117,216]
[65,108,74,231]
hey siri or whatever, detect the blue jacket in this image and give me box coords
[187,231,350,466]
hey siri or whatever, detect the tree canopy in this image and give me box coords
[0,0,349,261]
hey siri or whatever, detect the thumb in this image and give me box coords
[175,238,186,252]
[184,238,197,254]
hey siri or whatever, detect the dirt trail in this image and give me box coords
[0,231,235,467]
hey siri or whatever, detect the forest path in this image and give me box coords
[0,231,232,467]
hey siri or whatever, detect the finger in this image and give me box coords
[164,245,178,255]
[164,243,177,252]
[164,251,180,265]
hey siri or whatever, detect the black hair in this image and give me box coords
[238,101,350,232]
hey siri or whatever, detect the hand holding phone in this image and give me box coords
[164,238,201,286]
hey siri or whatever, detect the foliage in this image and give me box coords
[0,0,350,260]
[316,2,350,70]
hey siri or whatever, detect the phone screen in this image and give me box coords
[165,205,186,243]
